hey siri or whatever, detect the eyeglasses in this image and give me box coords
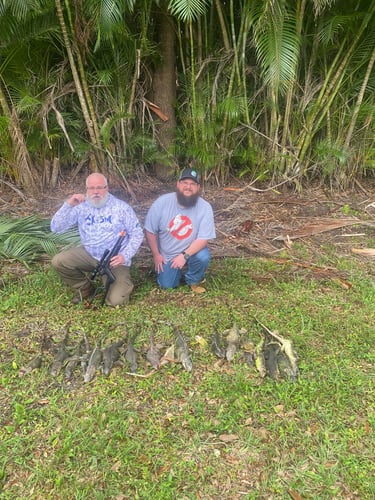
[179,180,198,187]
[86,186,108,191]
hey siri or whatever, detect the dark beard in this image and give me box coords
[176,191,199,208]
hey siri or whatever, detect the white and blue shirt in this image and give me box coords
[51,193,143,266]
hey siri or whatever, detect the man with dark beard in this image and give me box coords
[144,168,216,292]
[50,173,143,306]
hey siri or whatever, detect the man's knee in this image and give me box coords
[156,263,181,289]
[51,252,64,270]
[157,276,177,289]
[193,248,211,266]
[106,287,133,307]
[106,271,134,306]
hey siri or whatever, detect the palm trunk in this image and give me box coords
[280,0,305,172]
[0,83,37,192]
[214,0,230,51]
[55,0,103,170]
[151,3,177,179]
[344,45,375,150]
[294,5,375,172]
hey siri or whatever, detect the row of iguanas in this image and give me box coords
[17,318,299,383]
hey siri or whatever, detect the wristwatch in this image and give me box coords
[182,251,191,261]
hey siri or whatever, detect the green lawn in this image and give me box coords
[1,250,374,499]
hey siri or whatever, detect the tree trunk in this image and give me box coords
[151,4,177,179]
[55,0,103,171]
[0,83,38,193]
[344,45,375,150]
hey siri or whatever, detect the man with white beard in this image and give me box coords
[51,173,143,306]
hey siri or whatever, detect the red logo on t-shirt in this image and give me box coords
[168,214,193,240]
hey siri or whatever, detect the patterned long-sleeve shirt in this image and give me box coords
[51,193,144,266]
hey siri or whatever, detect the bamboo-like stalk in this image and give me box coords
[64,0,105,167]
[293,5,375,172]
[239,2,252,127]
[344,45,375,150]
[0,81,37,191]
[55,0,102,170]
[218,0,249,150]
[188,20,198,147]
[218,3,238,155]
[280,0,305,170]
[214,0,230,51]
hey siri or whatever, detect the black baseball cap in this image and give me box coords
[178,168,201,184]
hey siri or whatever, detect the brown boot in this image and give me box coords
[71,283,95,305]
[190,283,206,293]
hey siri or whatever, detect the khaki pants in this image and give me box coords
[51,246,134,306]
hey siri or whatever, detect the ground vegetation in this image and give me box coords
[0,178,374,498]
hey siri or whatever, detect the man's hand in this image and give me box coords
[153,253,166,273]
[110,254,125,268]
[171,253,187,270]
[67,193,85,206]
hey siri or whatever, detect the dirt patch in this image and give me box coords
[1,176,375,271]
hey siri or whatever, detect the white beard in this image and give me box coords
[86,193,109,208]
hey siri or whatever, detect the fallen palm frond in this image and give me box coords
[0,215,79,266]
[272,217,361,241]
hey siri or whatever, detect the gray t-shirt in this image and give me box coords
[144,193,216,261]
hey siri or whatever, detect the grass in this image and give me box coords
[0,246,374,499]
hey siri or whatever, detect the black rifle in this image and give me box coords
[89,230,126,305]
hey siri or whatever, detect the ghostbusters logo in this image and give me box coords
[168,214,193,240]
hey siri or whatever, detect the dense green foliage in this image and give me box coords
[0,0,374,190]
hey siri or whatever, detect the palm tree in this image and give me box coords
[0,2,41,191]
[54,0,105,170]
[0,0,374,192]
[292,0,375,185]
[148,1,177,178]
[0,82,36,191]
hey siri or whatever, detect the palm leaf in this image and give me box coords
[0,215,79,266]
[252,1,300,94]
[0,234,42,263]
[168,0,210,21]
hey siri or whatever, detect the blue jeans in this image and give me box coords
[157,247,211,289]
